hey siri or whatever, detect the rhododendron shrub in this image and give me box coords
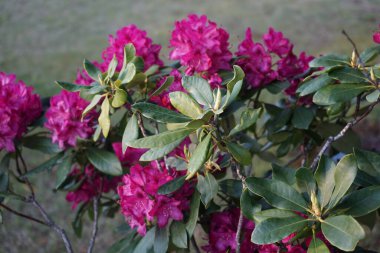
[1,17,380,253]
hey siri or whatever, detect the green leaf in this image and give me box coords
[131,57,144,72]
[150,76,174,97]
[22,136,61,154]
[309,54,350,68]
[253,209,298,223]
[133,102,191,123]
[55,81,92,92]
[107,55,118,79]
[25,152,64,176]
[98,96,111,137]
[321,215,365,251]
[246,177,309,212]
[240,189,261,221]
[307,236,330,253]
[107,232,137,253]
[197,173,218,207]
[122,44,136,70]
[219,179,243,199]
[328,66,368,83]
[313,83,372,105]
[359,45,380,63]
[128,128,194,149]
[297,74,335,96]
[334,186,380,217]
[291,107,315,129]
[134,227,154,253]
[251,216,308,244]
[366,90,380,103]
[266,81,290,94]
[154,226,169,253]
[226,142,251,166]
[170,222,187,249]
[55,154,73,189]
[229,108,261,136]
[227,65,245,92]
[158,176,186,195]
[82,95,102,118]
[328,154,357,209]
[182,76,213,107]
[140,138,184,162]
[272,164,296,186]
[315,156,336,209]
[112,89,128,108]
[296,167,316,195]
[87,148,122,176]
[84,59,102,81]
[169,92,203,119]
[354,148,380,177]
[119,63,136,84]
[122,113,139,153]
[186,190,200,235]
[223,80,243,108]
[186,133,212,179]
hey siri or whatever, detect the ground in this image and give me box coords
[0,0,380,252]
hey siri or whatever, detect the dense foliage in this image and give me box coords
[1,15,380,253]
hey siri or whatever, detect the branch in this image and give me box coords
[310,100,379,171]
[234,162,246,253]
[87,197,99,253]
[0,203,47,226]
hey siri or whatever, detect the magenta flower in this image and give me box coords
[236,28,277,89]
[169,14,232,75]
[374,25,380,44]
[112,142,147,167]
[0,72,42,152]
[117,163,192,235]
[101,24,163,71]
[45,90,97,149]
[66,164,120,209]
[263,27,293,57]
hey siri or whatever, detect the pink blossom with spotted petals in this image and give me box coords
[101,25,163,71]
[236,28,277,89]
[66,164,120,209]
[263,27,293,57]
[169,14,232,75]
[45,90,97,149]
[0,72,42,152]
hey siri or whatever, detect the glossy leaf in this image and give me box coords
[134,227,155,253]
[229,108,261,136]
[107,55,118,78]
[98,96,111,137]
[359,45,380,63]
[291,107,314,129]
[154,226,169,253]
[253,209,297,223]
[354,148,380,177]
[240,189,261,221]
[182,76,213,107]
[87,148,122,176]
[246,177,309,212]
[321,215,365,251]
[307,236,330,253]
[186,190,200,235]
[309,54,350,68]
[84,59,102,81]
[112,89,128,108]
[22,136,62,154]
[226,142,251,166]
[158,175,186,195]
[133,102,192,123]
[55,154,73,189]
[297,74,335,96]
[313,84,372,106]
[55,81,92,92]
[169,92,203,119]
[296,167,316,195]
[197,173,218,207]
[150,76,174,97]
[219,179,243,199]
[366,90,380,103]
[186,133,212,179]
[226,65,245,92]
[82,94,102,118]
[170,221,187,249]
[25,152,64,176]
[119,63,136,84]
[272,164,296,186]
[122,113,139,153]
[315,156,336,209]
[328,66,368,83]
[140,138,184,162]
[251,216,308,244]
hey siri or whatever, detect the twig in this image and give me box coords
[31,198,74,253]
[234,162,246,253]
[310,100,379,171]
[87,197,99,253]
[0,203,47,226]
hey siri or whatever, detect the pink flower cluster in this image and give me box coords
[101,24,163,71]
[117,163,192,235]
[66,164,120,209]
[0,72,41,152]
[374,24,380,44]
[169,14,232,76]
[45,90,97,149]
[236,28,313,91]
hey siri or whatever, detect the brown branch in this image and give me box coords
[0,203,47,226]
[87,197,99,253]
[234,162,246,253]
[310,100,379,171]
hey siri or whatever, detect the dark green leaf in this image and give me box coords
[229,108,261,136]
[122,113,139,153]
[240,189,261,221]
[169,92,203,119]
[226,65,245,92]
[84,59,102,81]
[22,136,61,154]
[226,142,251,166]
[133,102,191,123]
[150,76,174,97]
[186,190,200,235]
[315,156,336,209]
[186,133,212,179]
[140,138,184,162]
[25,152,64,176]
[107,232,137,253]
[266,81,290,94]
[182,76,213,107]
[246,177,309,212]
[307,236,330,253]
[55,154,73,189]
[197,173,218,207]
[354,148,380,177]
[291,107,315,129]
[253,209,297,223]
[219,179,242,199]
[251,216,308,244]
[321,215,365,251]
[87,148,122,176]
[154,226,169,253]
[297,74,335,96]
[328,66,368,83]
[170,221,187,249]
[128,128,194,149]
[359,45,380,63]
[55,81,92,92]
[158,176,186,195]
[296,167,316,195]
[309,54,350,68]
[134,227,155,253]
[272,164,296,186]
[313,84,372,105]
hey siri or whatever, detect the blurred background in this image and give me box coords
[0,0,380,252]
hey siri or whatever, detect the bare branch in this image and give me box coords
[0,203,47,226]
[234,162,246,253]
[87,197,99,253]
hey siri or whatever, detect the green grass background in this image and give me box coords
[0,0,380,252]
